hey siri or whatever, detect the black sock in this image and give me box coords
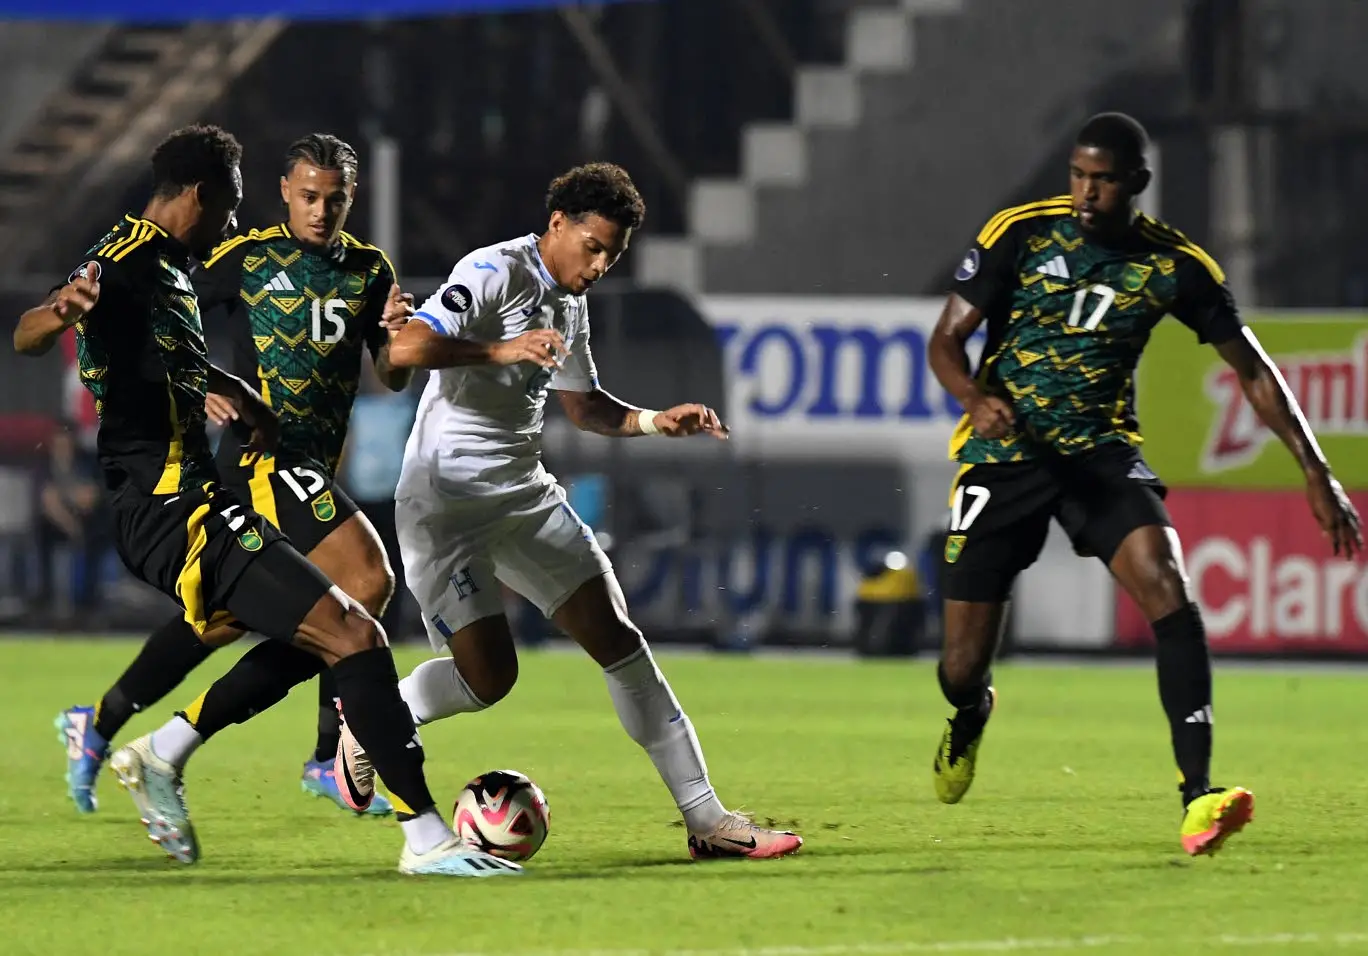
[313,668,342,763]
[183,639,324,740]
[95,614,216,741]
[938,661,993,758]
[330,647,435,819]
[938,661,992,712]
[1153,603,1213,805]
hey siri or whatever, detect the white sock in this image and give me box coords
[399,656,488,726]
[149,716,202,771]
[400,808,455,855]
[603,645,726,832]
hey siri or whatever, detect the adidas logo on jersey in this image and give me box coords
[1036,255,1070,278]
[265,271,296,292]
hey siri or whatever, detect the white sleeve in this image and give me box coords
[414,257,509,337]
[548,310,599,393]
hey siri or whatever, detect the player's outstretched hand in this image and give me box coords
[380,282,416,334]
[966,392,1015,440]
[204,393,239,428]
[240,396,280,459]
[1307,470,1363,558]
[209,378,280,460]
[53,263,101,326]
[491,328,566,369]
[653,403,730,439]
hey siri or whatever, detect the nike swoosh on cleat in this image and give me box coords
[723,836,757,849]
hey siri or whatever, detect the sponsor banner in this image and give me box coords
[1136,315,1368,489]
[1115,489,1368,653]
[699,297,981,462]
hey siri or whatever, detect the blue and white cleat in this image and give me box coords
[55,705,109,814]
[108,734,199,864]
[398,838,524,877]
[301,758,393,816]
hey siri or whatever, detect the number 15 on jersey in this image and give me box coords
[310,298,347,345]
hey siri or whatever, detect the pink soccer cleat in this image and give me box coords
[333,705,377,813]
[687,811,803,860]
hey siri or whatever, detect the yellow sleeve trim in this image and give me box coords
[202,226,286,269]
[1137,217,1226,284]
[976,195,1072,248]
[340,231,397,279]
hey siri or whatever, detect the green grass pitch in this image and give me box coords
[3,638,1367,955]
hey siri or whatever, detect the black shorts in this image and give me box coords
[109,481,332,640]
[221,457,358,556]
[940,443,1171,604]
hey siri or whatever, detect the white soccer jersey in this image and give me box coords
[397,234,598,504]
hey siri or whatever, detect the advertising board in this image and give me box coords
[1115,489,1368,653]
[1136,316,1368,489]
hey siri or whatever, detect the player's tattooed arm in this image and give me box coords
[371,282,416,391]
[1215,329,1363,556]
[14,266,100,356]
[373,344,412,390]
[929,293,1014,439]
[556,389,637,436]
[557,391,728,439]
[388,321,565,370]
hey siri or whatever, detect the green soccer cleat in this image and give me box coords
[933,686,996,805]
[1181,786,1255,857]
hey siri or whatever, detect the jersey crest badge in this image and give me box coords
[238,529,264,552]
[1121,263,1153,293]
[311,490,337,522]
[944,534,966,564]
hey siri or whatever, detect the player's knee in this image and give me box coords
[351,564,396,618]
[321,586,387,658]
[1131,553,1190,620]
[463,655,517,706]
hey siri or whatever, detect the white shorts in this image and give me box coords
[396,483,613,652]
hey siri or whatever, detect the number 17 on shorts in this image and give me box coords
[945,482,990,564]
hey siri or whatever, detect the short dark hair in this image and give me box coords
[1075,112,1150,171]
[546,162,646,230]
[150,124,242,200]
[284,133,359,181]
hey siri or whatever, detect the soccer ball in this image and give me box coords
[453,769,550,862]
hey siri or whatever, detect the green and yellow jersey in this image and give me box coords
[949,196,1243,464]
[69,214,216,494]
[194,224,396,478]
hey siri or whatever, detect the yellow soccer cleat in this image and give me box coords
[932,687,996,805]
[1181,786,1255,856]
